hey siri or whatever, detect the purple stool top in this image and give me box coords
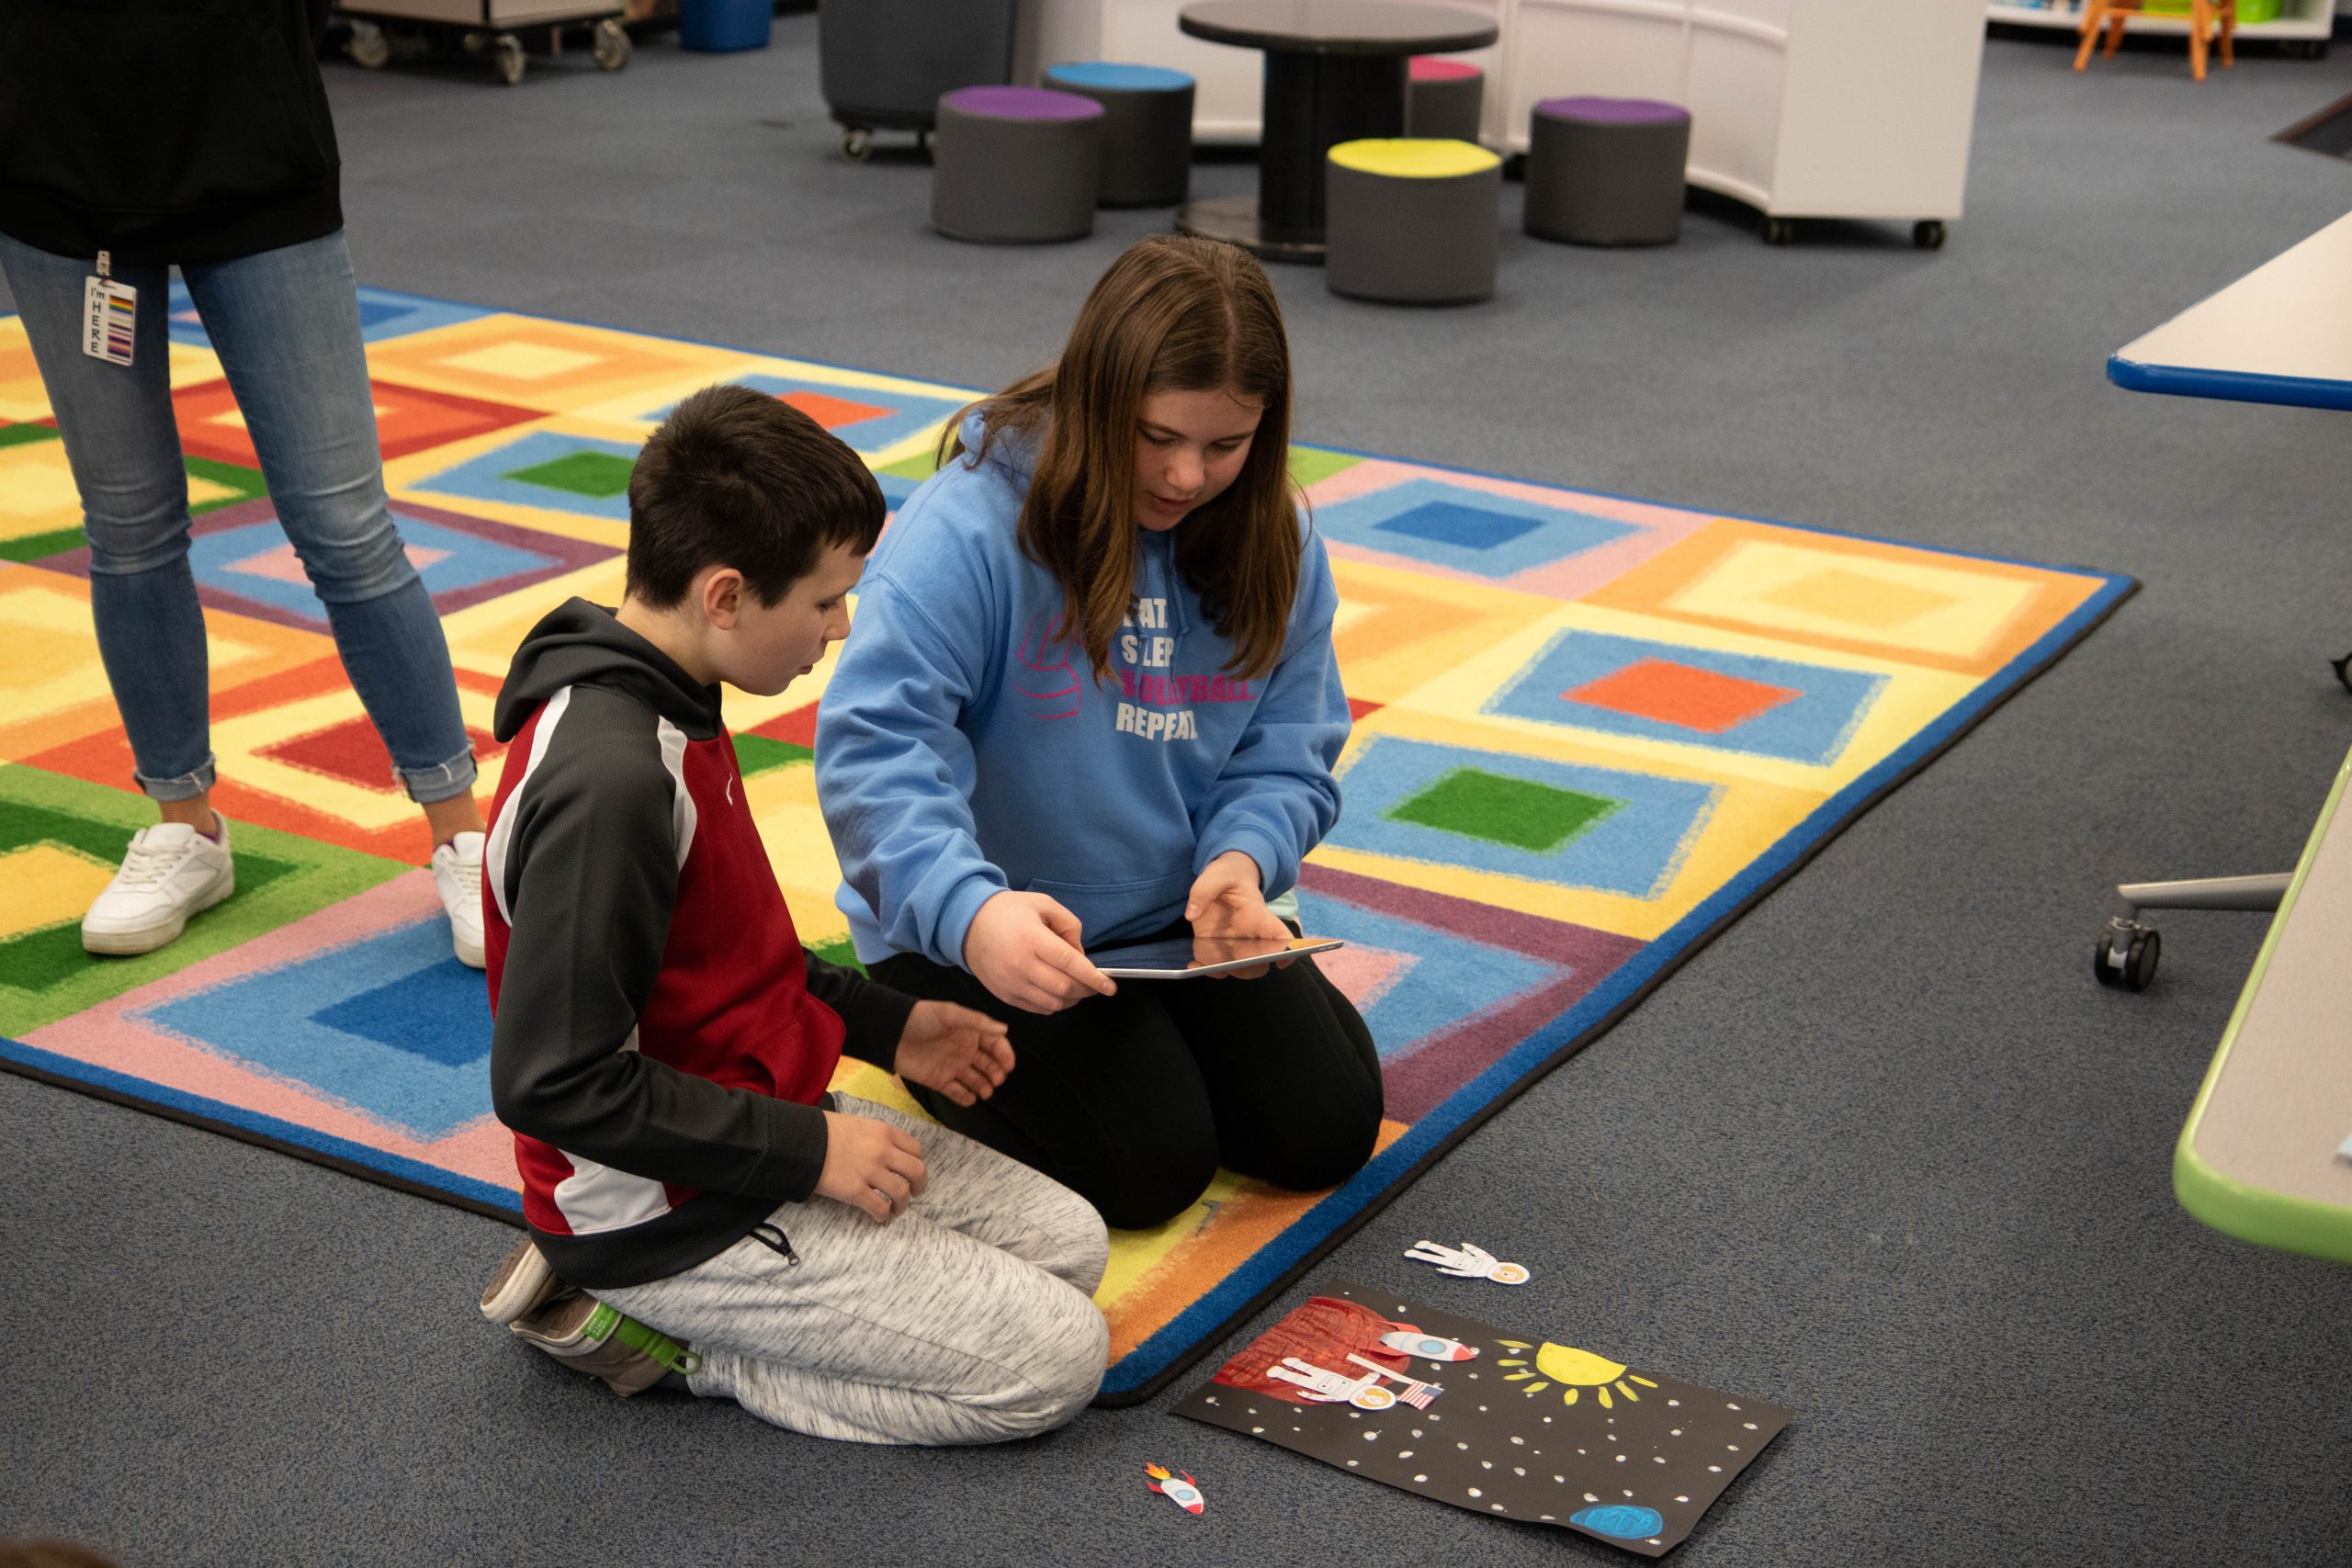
[1536,96,1688,125]
[1409,56,1481,82]
[942,85,1105,121]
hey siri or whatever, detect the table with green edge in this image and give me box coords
[2173,747,2352,1265]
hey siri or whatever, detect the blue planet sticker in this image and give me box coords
[1571,1504,1665,1540]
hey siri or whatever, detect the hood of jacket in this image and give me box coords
[492,599,723,744]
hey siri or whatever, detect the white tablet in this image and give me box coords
[1089,934,1345,979]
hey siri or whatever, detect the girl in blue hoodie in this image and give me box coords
[816,236,1383,1230]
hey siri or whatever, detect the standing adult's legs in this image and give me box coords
[0,233,215,804]
[0,232,243,954]
[181,232,481,838]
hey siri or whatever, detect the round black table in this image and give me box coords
[1177,0,1498,264]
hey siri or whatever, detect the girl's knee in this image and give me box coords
[1252,1095,1382,1194]
[1085,1130,1218,1232]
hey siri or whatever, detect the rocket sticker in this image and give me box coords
[1143,1462,1204,1515]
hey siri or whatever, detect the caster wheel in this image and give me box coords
[347,20,391,68]
[1913,220,1947,250]
[2331,650,2352,694]
[461,29,491,51]
[2093,919,2159,992]
[592,17,631,70]
[841,128,873,162]
[1762,216,1794,246]
[495,33,526,85]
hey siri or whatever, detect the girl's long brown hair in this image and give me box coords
[941,235,1299,682]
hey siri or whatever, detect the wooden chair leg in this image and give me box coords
[2221,1,2235,67]
[2075,0,2109,68]
[2106,12,2128,56]
[2189,0,2210,79]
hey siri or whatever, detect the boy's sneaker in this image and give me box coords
[510,1289,701,1399]
[482,1235,698,1398]
[81,818,235,956]
[431,830,486,969]
[479,1236,560,1325]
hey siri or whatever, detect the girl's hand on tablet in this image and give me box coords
[895,999,1016,1106]
[1186,852,1291,978]
[964,891,1118,1014]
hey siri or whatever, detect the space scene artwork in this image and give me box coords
[1173,1282,1792,1555]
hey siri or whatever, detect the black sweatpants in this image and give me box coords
[871,922,1385,1231]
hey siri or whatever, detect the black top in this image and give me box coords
[1179,0,1498,55]
[0,0,344,266]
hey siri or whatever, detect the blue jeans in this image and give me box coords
[0,229,475,805]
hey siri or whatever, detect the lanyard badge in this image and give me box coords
[83,250,136,367]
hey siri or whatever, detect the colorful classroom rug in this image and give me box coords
[0,290,2133,1404]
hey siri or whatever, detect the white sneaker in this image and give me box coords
[81,818,236,956]
[433,829,487,969]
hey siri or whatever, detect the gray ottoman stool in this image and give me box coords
[1405,56,1482,142]
[1041,62,1194,208]
[1524,96,1690,246]
[932,85,1104,243]
[1324,138,1502,305]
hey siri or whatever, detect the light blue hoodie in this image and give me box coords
[817,412,1350,968]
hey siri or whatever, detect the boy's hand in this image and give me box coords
[963,891,1117,1014]
[816,1111,927,1224]
[895,1000,1015,1107]
[1185,851,1292,980]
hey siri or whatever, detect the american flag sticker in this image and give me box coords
[83,276,137,366]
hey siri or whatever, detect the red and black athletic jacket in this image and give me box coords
[484,599,914,1289]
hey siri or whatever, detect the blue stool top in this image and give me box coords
[1045,62,1194,93]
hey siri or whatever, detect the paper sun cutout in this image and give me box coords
[1405,1239,1530,1285]
[1144,1462,1204,1515]
[1494,1340,1662,1407]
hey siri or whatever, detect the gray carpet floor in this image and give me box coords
[5,18,2351,1567]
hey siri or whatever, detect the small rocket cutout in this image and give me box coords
[1144,1462,1204,1515]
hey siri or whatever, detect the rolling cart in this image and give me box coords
[818,0,1017,159]
[338,1,631,85]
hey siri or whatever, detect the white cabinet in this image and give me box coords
[1017,0,1989,224]
[1497,0,1986,222]
[1016,0,1265,140]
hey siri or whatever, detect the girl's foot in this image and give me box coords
[431,830,487,968]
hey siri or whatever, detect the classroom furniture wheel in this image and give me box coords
[347,19,391,68]
[462,29,491,51]
[2330,650,2352,694]
[842,129,873,161]
[592,18,631,70]
[495,32,526,85]
[2093,918,2160,992]
[1914,220,1947,250]
[1762,216,1795,245]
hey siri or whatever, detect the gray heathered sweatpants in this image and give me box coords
[597,1096,1111,1446]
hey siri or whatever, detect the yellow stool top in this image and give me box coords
[1328,138,1500,179]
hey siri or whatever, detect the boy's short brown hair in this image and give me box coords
[624,383,886,609]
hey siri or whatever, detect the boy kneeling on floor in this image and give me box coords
[476,384,1110,1444]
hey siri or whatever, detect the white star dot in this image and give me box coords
[1616,1455,1628,1462]
[1363,1432,1379,1441]
[1668,1399,1679,1407]
[1481,1460,1493,1469]
[1743,1422,1758,1430]
[1411,1428,1423,1438]
[1414,1474,1428,1483]
[1510,1437,1524,1446]
[1513,1467,1526,1476]
[1490,1505,1506,1513]
[1654,1456,1666,1463]
[1584,1493,1600,1503]
[1670,1428,1682,1437]
[1676,1495,1690,1504]
[1346,1460,1357,1467]
[1251,1427,1263,1434]
[1399,1450,1414,1459]
[1457,1441,1469,1450]
[1728,1444,1740,1451]
[1467,1488,1482,1499]
[1726,1403,1740,1411]
[1709,1465,1723,1473]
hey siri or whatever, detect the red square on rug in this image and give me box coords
[776,390,892,432]
[260,716,503,792]
[1563,657,1799,735]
